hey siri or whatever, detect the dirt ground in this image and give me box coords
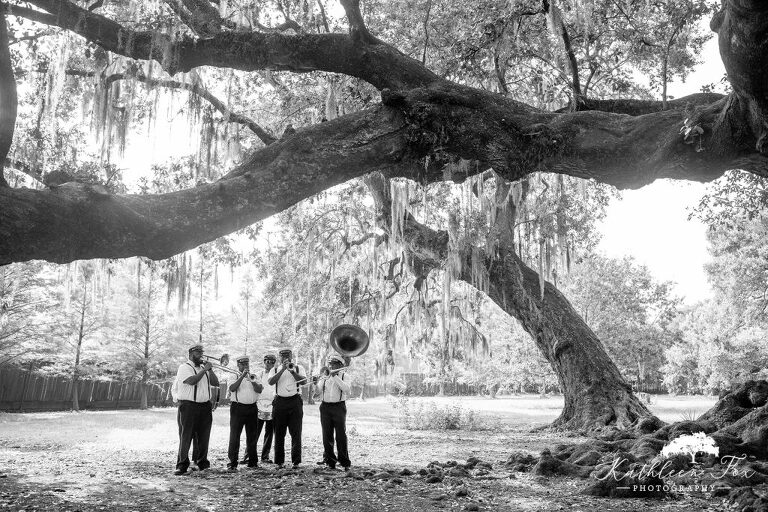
[0,395,726,511]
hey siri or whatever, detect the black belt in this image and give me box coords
[179,400,210,405]
[275,394,299,399]
[321,401,345,405]
[231,401,257,405]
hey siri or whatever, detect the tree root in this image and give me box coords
[509,381,768,505]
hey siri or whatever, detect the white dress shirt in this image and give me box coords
[256,369,275,412]
[175,362,211,402]
[226,375,259,404]
[267,364,306,397]
[316,373,351,403]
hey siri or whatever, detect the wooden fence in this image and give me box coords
[0,365,174,412]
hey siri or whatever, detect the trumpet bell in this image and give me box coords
[219,353,230,367]
[329,324,370,357]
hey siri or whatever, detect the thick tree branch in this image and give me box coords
[542,0,582,108]
[0,15,16,187]
[568,93,725,115]
[0,107,412,264]
[11,0,437,91]
[340,0,377,45]
[164,0,232,37]
[383,84,768,188]
[1,3,58,25]
[713,1,768,153]
[421,0,432,65]
[4,84,768,264]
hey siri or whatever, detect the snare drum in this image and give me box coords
[257,398,273,421]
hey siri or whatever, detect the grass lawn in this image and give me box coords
[0,394,723,511]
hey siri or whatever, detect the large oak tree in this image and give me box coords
[1,0,766,429]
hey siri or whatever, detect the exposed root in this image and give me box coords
[509,381,768,506]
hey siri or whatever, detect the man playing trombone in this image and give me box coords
[226,355,263,471]
[314,354,352,471]
[173,343,219,476]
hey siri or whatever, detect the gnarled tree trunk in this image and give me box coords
[486,247,650,429]
[367,172,651,430]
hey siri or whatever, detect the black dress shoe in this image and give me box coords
[173,469,187,476]
[261,458,274,464]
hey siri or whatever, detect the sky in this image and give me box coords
[596,37,725,305]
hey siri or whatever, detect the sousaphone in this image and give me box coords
[329,324,370,358]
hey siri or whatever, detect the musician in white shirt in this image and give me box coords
[225,355,262,471]
[240,353,276,465]
[314,355,352,470]
[255,354,276,463]
[267,348,306,469]
[173,344,219,476]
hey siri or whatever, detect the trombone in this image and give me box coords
[200,353,240,376]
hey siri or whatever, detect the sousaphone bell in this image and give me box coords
[329,324,370,358]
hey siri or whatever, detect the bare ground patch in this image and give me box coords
[0,396,725,511]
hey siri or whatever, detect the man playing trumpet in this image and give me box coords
[268,348,306,469]
[314,355,352,471]
[226,355,263,471]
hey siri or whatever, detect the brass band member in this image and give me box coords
[174,343,219,476]
[241,353,276,465]
[226,355,262,471]
[267,348,306,469]
[314,354,352,471]
[255,354,276,463]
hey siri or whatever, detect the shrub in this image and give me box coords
[388,394,481,431]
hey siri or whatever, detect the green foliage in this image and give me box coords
[662,191,768,393]
[388,394,482,431]
[563,254,681,388]
[693,171,768,228]
[0,262,56,365]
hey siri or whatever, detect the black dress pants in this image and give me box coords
[176,400,212,472]
[272,395,303,465]
[228,402,258,468]
[255,416,274,460]
[319,401,350,468]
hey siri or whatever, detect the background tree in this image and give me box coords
[56,261,102,411]
[0,262,52,365]
[119,258,169,409]
[563,255,681,390]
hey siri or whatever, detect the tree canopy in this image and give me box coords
[1,0,766,264]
